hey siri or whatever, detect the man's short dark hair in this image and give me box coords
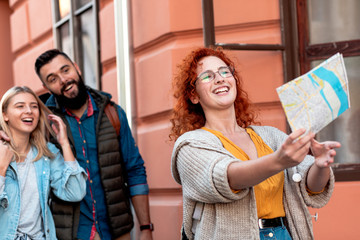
[35,49,73,79]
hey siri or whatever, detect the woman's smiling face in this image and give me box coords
[3,92,40,138]
[192,56,237,113]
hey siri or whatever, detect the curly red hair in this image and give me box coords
[169,47,257,141]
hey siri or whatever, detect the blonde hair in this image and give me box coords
[0,86,55,162]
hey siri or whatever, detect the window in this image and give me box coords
[52,0,100,89]
[297,0,360,180]
[201,0,299,82]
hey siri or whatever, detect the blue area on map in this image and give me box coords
[308,66,349,119]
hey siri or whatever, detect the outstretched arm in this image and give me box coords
[228,129,314,190]
[306,139,341,192]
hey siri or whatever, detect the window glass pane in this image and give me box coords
[59,22,73,59]
[75,0,91,10]
[316,56,360,164]
[58,0,71,19]
[308,0,360,44]
[77,9,97,89]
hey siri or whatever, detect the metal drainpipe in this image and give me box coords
[114,2,138,239]
[114,0,135,131]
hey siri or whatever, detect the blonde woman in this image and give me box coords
[0,86,87,240]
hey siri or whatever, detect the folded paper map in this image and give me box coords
[276,53,350,134]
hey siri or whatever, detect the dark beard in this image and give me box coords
[53,76,88,110]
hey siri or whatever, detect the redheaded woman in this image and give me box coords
[170,48,340,240]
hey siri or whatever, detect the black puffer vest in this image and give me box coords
[47,88,134,240]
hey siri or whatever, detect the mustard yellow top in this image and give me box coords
[202,127,285,219]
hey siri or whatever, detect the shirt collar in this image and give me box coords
[64,94,97,118]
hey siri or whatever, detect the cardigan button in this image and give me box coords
[292,173,302,182]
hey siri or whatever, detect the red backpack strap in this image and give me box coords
[104,103,121,136]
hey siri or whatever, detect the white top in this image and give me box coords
[16,148,45,239]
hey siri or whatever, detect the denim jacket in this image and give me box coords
[0,142,87,240]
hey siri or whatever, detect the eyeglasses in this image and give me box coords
[196,66,234,83]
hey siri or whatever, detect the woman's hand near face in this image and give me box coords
[48,114,75,162]
[48,114,69,147]
[0,130,11,143]
[0,141,13,176]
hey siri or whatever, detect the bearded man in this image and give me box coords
[34,49,153,240]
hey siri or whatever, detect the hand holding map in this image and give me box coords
[276,53,350,134]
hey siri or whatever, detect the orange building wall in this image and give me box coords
[1,0,359,239]
[131,1,286,239]
[131,0,360,239]
[309,182,360,239]
[9,0,53,94]
[99,1,118,102]
[0,0,15,96]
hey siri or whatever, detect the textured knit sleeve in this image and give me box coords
[172,130,250,204]
[298,155,335,208]
[252,125,335,208]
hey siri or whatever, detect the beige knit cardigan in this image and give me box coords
[171,126,334,240]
